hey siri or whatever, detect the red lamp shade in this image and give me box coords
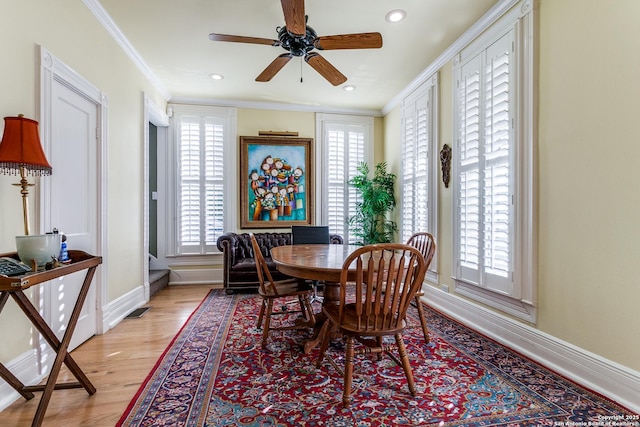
[0,115,52,236]
[0,115,52,176]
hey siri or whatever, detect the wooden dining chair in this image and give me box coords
[249,233,316,349]
[405,232,436,343]
[315,243,427,408]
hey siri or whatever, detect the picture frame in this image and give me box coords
[239,135,313,228]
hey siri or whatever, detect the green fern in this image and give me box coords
[348,162,398,245]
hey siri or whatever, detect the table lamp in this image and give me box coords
[0,114,52,236]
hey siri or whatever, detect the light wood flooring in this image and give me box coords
[1,284,218,427]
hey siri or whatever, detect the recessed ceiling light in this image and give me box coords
[343,85,356,92]
[385,9,406,23]
[209,73,224,80]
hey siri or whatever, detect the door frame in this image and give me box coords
[143,94,169,300]
[37,45,108,334]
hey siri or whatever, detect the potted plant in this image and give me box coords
[348,161,398,245]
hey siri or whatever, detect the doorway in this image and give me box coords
[143,95,169,300]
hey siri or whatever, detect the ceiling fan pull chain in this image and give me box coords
[300,56,303,83]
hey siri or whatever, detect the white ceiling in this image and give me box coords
[95,0,500,114]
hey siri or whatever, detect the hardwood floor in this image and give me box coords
[1,284,218,427]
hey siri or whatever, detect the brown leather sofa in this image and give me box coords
[216,232,343,294]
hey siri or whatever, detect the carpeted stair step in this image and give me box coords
[149,269,170,297]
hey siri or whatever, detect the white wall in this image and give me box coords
[0,0,166,364]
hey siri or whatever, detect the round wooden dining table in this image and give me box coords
[270,244,361,304]
[270,244,361,352]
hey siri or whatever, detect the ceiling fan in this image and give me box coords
[208,0,383,86]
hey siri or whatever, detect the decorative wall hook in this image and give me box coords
[440,144,452,188]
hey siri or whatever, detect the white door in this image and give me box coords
[47,81,98,351]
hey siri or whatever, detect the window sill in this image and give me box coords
[455,279,537,324]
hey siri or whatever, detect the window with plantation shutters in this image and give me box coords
[400,77,438,248]
[456,33,512,294]
[453,0,536,323]
[171,105,237,255]
[317,114,373,245]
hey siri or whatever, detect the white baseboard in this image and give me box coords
[101,284,148,331]
[424,285,640,413]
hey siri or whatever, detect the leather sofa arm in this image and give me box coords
[216,232,239,268]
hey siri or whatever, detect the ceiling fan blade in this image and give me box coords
[314,32,383,50]
[305,52,347,86]
[281,0,306,36]
[209,33,279,46]
[256,53,293,82]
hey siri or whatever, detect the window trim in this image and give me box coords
[400,75,439,282]
[452,0,536,323]
[167,104,237,258]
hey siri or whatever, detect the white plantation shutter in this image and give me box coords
[483,36,512,287]
[347,129,365,244]
[458,56,482,283]
[176,113,228,254]
[205,120,225,244]
[326,123,365,244]
[318,114,372,245]
[326,128,346,234]
[179,118,201,249]
[455,30,514,295]
[402,113,416,241]
[401,81,435,244]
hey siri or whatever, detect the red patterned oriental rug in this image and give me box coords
[117,290,637,426]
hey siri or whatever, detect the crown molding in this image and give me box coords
[83,0,171,100]
[169,96,382,117]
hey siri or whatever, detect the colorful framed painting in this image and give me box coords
[240,136,313,228]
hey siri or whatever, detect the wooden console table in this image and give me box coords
[0,250,102,427]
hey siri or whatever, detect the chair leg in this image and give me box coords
[261,299,274,349]
[315,320,331,368]
[257,298,266,329]
[343,336,355,408]
[395,333,416,396]
[298,295,314,322]
[414,295,430,343]
[302,295,316,325]
[297,295,307,319]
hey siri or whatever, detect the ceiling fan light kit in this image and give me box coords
[208,0,383,86]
